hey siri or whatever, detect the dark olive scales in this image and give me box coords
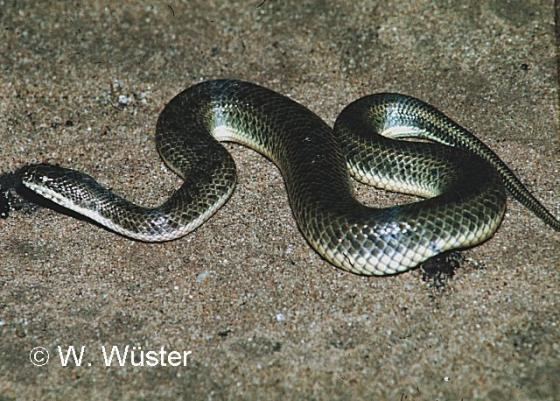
[21,80,559,275]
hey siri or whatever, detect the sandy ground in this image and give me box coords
[1,1,559,400]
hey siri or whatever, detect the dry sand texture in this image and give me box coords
[1,1,559,400]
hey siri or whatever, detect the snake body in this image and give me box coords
[20,80,560,275]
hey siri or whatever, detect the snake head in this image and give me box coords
[18,163,102,211]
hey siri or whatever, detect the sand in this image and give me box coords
[1,1,558,400]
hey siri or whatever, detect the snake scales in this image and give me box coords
[20,80,560,275]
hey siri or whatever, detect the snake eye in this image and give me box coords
[20,164,66,187]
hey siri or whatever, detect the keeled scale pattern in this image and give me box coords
[20,80,559,275]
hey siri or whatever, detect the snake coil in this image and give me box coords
[20,80,559,275]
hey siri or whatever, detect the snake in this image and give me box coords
[19,79,560,275]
